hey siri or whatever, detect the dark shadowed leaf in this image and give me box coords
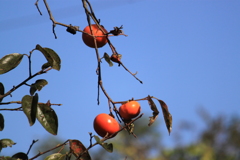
[30,79,48,95]
[69,139,91,160]
[22,94,38,126]
[22,95,33,125]
[147,96,159,126]
[0,82,4,102]
[101,143,113,153]
[0,53,23,74]
[31,93,38,125]
[35,44,61,71]
[0,114,4,131]
[158,99,172,135]
[44,153,66,160]
[12,152,28,160]
[103,52,113,67]
[29,86,37,96]
[36,104,58,135]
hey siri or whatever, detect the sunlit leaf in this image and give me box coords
[147,95,159,126]
[0,114,4,131]
[103,52,113,67]
[30,79,48,95]
[36,104,58,135]
[35,79,48,91]
[0,139,16,152]
[0,53,23,74]
[44,153,66,160]
[93,135,101,144]
[12,152,28,160]
[35,44,61,71]
[0,82,4,102]
[93,136,113,153]
[69,139,91,160]
[42,62,51,70]
[1,157,14,160]
[158,99,172,135]
[101,143,113,153]
[22,94,38,126]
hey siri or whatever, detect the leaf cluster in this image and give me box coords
[0,0,174,159]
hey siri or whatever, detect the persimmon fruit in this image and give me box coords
[119,101,141,120]
[82,24,108,48]
[93,113,121,137]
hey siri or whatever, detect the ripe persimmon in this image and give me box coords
[82,24,108,48]
[119,101,141,120]
[93,113,121,137]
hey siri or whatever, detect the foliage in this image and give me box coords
[0,0,172,159]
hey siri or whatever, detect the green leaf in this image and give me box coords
[93,135,101,144]
[0,82,4,102]
[101,143,113,153]
[31,94,38,125]
[93,136,113,153]
[103,53,113,67]
[21,94,38,126]
[0,53,23,74]
[0,156,16,160]
[12,152,28,160]
[35,44,61,71]
[44,153,65,160]
[69,139,91,160]
[0,113,4,131]
[147,95,159,126]
[0,139,16,152]
[30,79,48,95]
[41,62,51,70]
[158,99,172,135]
[37,104,58,135]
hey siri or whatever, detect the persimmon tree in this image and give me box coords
[0,0,172,159]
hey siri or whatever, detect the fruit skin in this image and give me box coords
[82,24,108,48]
[119,101,141,120]
[93,113,121,137]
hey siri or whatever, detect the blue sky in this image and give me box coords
[1,0,240,158]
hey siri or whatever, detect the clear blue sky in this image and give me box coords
[1,0,240,158]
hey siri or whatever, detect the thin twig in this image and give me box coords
[35,0,42,15]
[0,101,61,107]
[27,140,39,155]
[0,68,52,100]
[119,61,143,84]
[29,140,69,160]
[0,107,22,111]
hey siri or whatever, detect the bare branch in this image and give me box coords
[0,68,52,100]
[29,140,69,160]
[119,61,143,84]
[35,0,42,15]
[27,140,39,155]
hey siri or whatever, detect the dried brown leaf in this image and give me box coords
[147,95,159,126]
[158,100,172,135]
